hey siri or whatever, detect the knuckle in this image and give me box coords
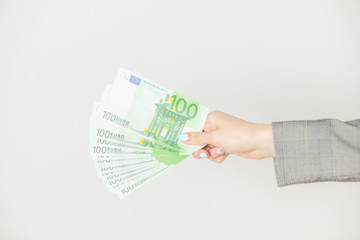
[210,110,221,117]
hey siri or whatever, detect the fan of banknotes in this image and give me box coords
[89,68,209,199]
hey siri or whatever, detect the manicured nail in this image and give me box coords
[225,152,229,155]
[200,152,208,158]
[216,149,223,154]
[178,133,189,142]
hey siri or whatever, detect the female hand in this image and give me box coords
[179,111,275,163]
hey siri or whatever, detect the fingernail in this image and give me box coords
[216,149,223,154]
[200,152,208,158]
[178,133,189,142]
[225,152,229,155]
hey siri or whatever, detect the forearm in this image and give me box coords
[271,118,360,186]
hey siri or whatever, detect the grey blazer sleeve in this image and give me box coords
[271,118,360,187]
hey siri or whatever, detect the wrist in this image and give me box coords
[256,123,276,158]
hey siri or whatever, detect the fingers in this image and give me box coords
[192,146,230,163]
[212,154,229,164]
[179,131,213,146]
[206,147,227,162]
[192,148,210,159]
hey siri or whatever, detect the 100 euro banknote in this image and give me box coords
[98,68,209,165]
[89,68,210,198]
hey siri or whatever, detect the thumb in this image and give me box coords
[179,132,213,146]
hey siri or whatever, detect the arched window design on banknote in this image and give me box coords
[145,99,189,150]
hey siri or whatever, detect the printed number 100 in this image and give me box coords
[170,95,198,118]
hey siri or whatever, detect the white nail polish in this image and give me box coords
[216,149,223,154]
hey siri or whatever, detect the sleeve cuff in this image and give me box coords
[272,119,360,187]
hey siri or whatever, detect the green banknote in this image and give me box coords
[102,69,209,158]
[89,68,209,199]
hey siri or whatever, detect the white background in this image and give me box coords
[1,0,359,239]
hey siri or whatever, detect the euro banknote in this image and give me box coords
[89,68,209,199]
